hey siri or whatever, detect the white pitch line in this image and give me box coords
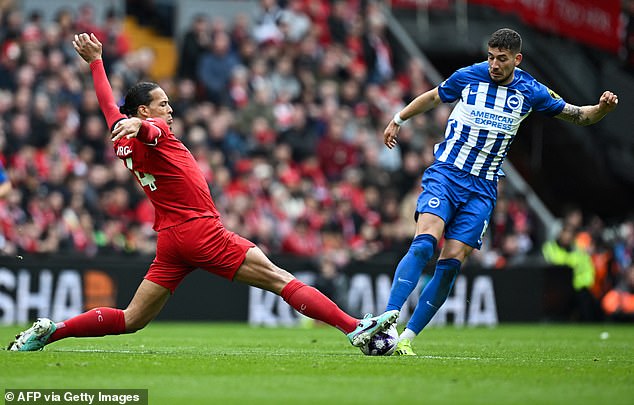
[418,355,499,361]
[418,355,628,363]
[55,349,150,354]
[51,349,630,362]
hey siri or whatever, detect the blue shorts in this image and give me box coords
[415,162,497,249]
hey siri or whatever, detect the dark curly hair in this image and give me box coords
[488,28,522,54]
[118,82,160,116]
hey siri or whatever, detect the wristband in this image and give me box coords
[393,112,406,126]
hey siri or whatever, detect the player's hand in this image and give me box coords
[598,90,618,113]
[72,33,103,63]
[384,120,401,149]
[112,118,142,141]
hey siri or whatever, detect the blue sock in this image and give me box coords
[406,258,461,334]
[385,234,437,311]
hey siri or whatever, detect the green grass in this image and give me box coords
[1,323,633,405]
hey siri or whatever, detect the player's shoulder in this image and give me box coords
[511,68,556,94]
[440,62,488,93]
[511,68,565,112]
[511,67,540,86]
[453,61,489,80]
[511,68,557,97]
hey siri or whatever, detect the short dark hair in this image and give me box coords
[488,28,522,54]
[119,82,160,116]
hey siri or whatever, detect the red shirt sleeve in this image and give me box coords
[136,119,163,144]
[89,59,126,131]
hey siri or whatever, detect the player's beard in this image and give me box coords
[489,68,512,84]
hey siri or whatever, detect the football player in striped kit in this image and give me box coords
[381,28,618,355]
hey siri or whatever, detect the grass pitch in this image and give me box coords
[1,323,633,405]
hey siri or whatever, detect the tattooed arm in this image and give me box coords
[555,91,619,126]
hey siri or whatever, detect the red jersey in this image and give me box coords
[90,60,219,231]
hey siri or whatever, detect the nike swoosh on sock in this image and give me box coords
[425,300,439,309]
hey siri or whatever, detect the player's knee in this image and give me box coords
[409,234,437,258]
[440,241,473,262]
[436,258,461,285]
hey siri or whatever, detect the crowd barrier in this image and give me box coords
[0,254,574,326]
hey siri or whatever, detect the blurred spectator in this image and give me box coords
[622,0,634,72]
[328,0,350,45]
[316,116,358,181]
[614,218,634,272]
[98,8,131,74]
[313,254,348,306]
[270,55,301,101]
[22,10,44,46]
[362,3,393,84]
[197,30,241,106]
[320,221,351,268]
[483,192,535,268]
[278,104,321,162]
[350,222,383,261]
[178,14,211,81]
[574,215,619,305]
[281,216,321,256]
[75,4,102,38]
[602,263,634,321]
[252,0,283,45]
[278,0,311,43]
[235,83,275,138]
[542,226,601,321]
[111,47,156,89]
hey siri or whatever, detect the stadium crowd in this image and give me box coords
[623,0,634,72]
[0,0,632,321]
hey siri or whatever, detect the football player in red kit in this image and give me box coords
[8,33,397,352]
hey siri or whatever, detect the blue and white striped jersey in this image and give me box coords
[435,61,566,181]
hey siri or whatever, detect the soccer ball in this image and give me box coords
[360,324,398,356]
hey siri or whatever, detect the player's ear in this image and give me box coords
[137,104,150,118]
[514,52,522,67]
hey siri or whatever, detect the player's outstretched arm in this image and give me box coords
[73,32,125,131]
[555,91,618,126]
[384,87,442,149]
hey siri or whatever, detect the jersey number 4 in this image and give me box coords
[125,157,157,191]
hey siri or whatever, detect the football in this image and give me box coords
[360,324,398,356]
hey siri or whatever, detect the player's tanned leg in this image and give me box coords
[48,280,169,343]
[234,247,359,333]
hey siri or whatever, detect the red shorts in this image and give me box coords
[145,216,255,293]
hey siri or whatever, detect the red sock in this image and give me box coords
[48,307,126,343]
[280,279,358,333]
